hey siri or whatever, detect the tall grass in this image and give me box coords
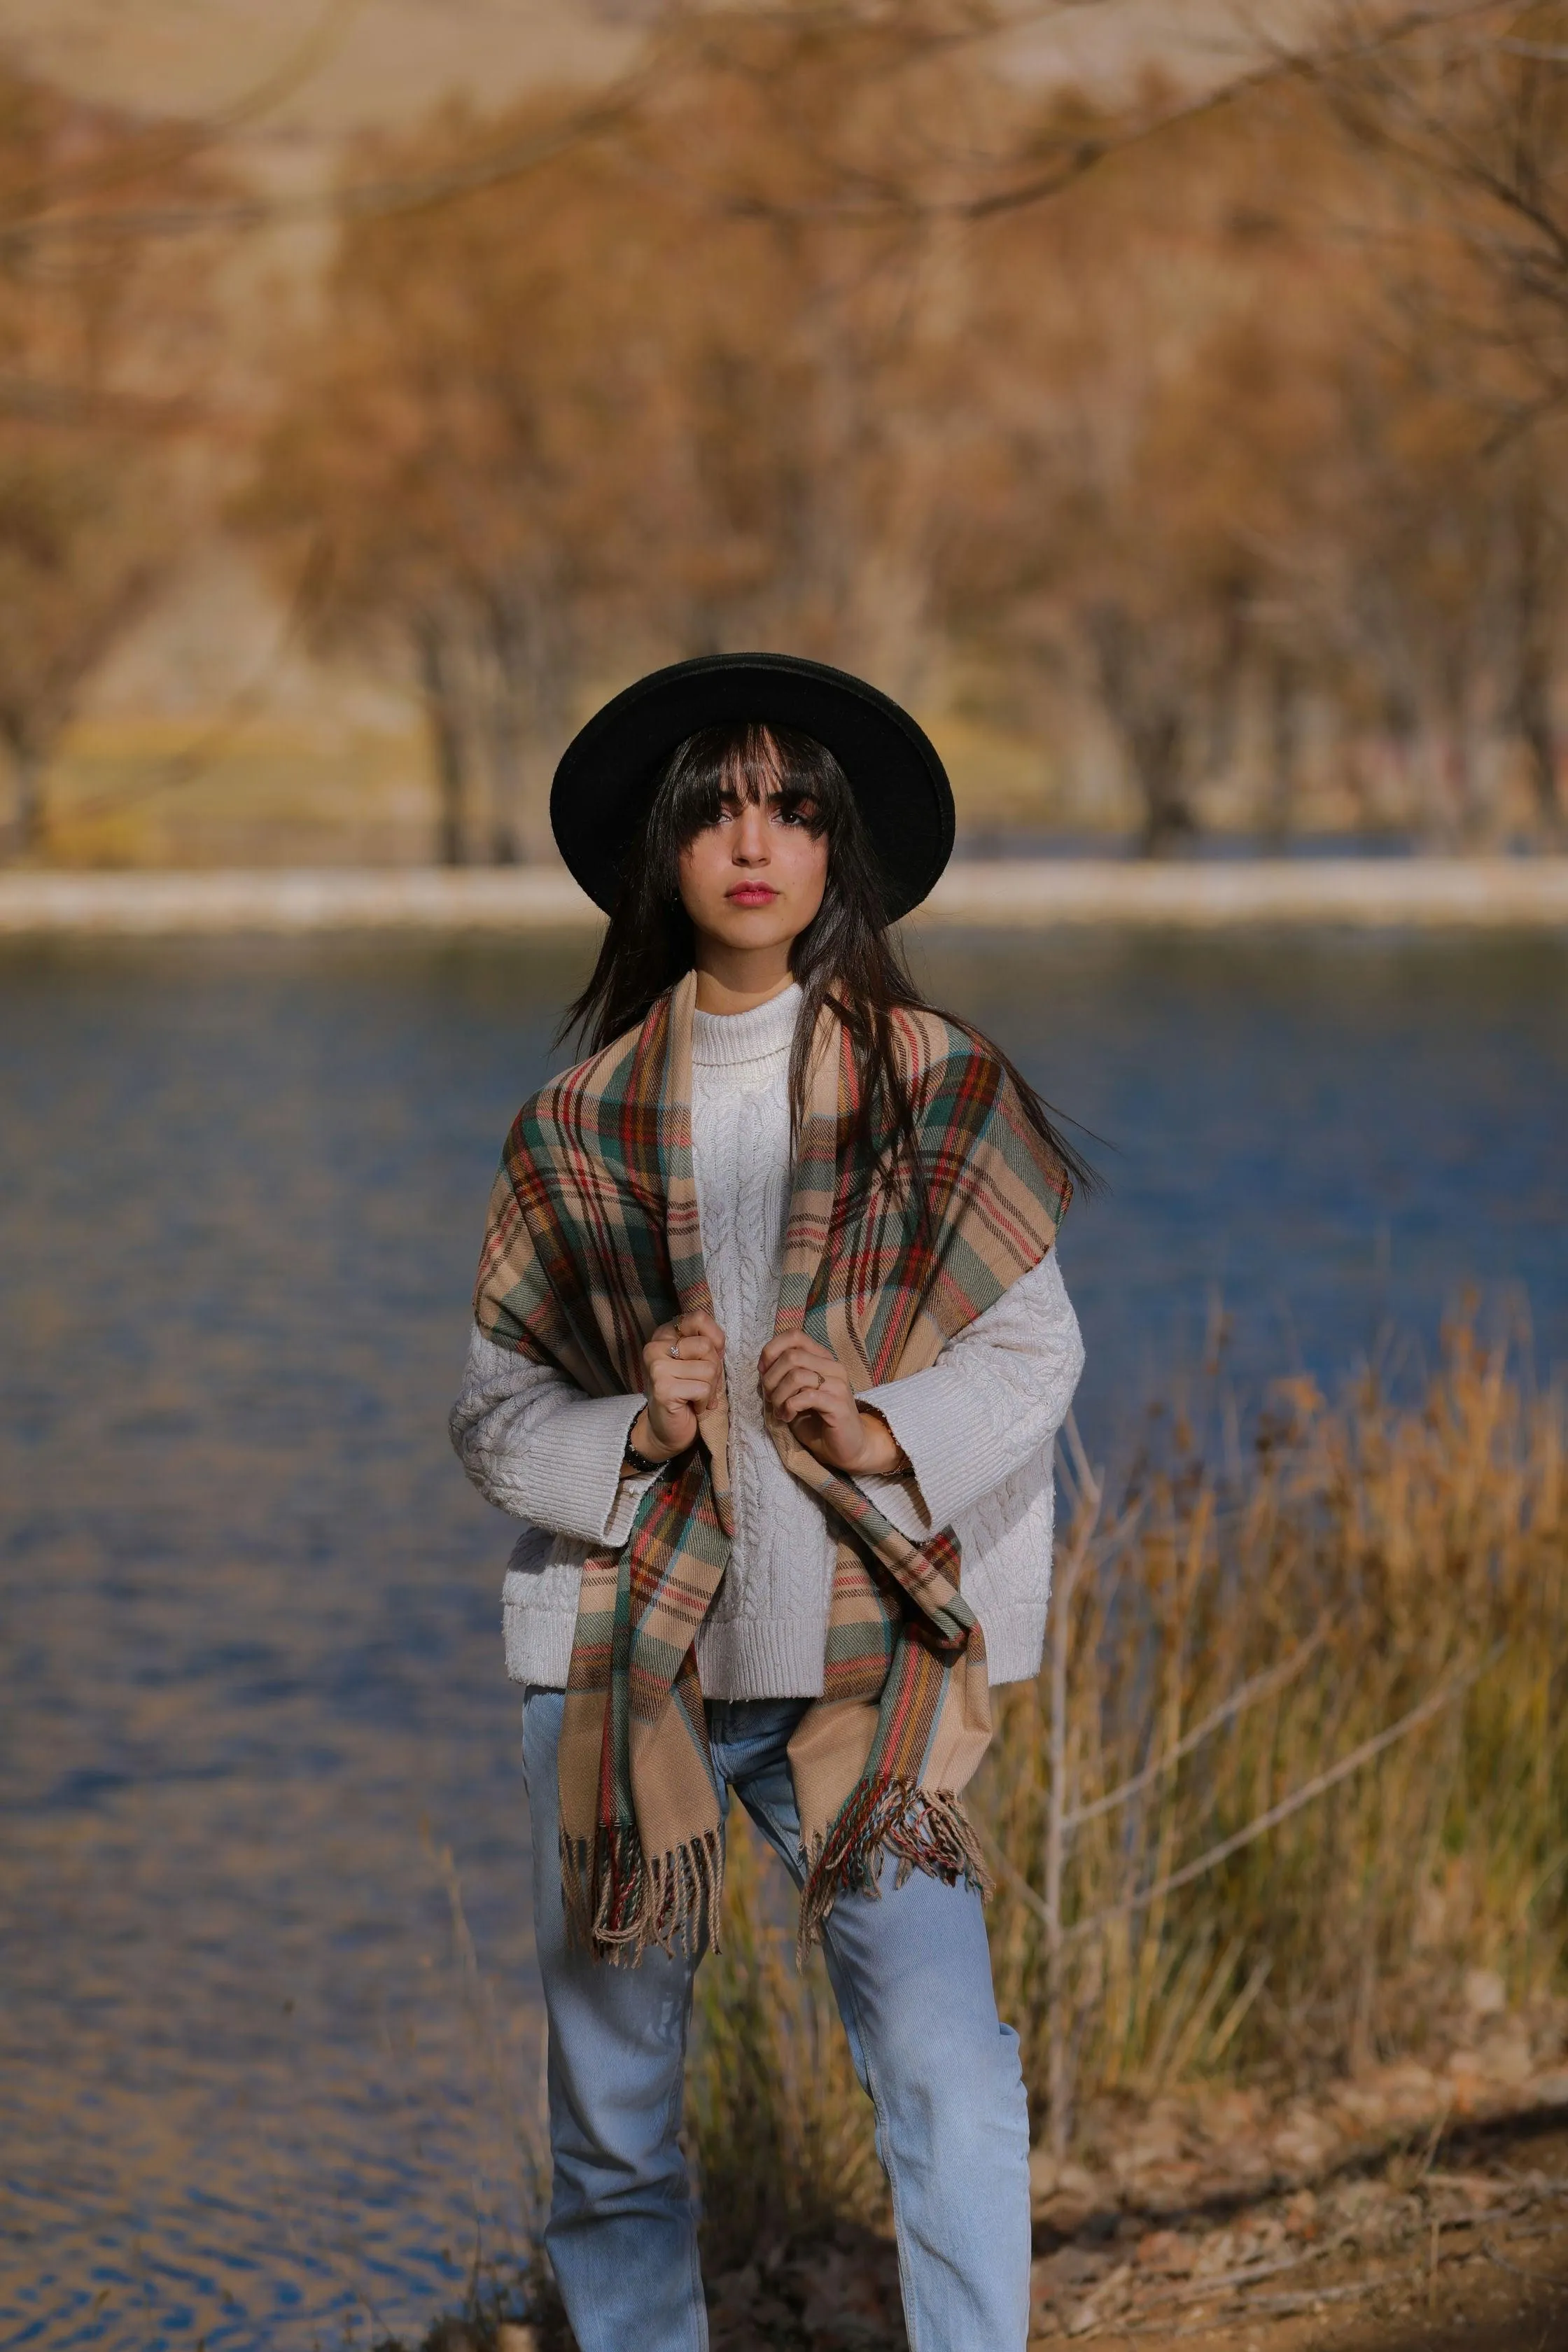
[686,1320,1567,2211]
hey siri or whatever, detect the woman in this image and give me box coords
[451,652,1088,2352]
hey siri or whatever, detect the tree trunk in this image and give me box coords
[7,739,46,856]
[1437,648,1490,848]
[485,582,575,865]
[1203,587,1250,781]
[416,617,470,867]
[1133,713,1197,858]
[1264,654,1300,845]
[1516,652,1560,839]
[1084,602,1198,858]
[479,687,523,865]
[1508,479,1562,841]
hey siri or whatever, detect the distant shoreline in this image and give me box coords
[1,859,1567,934]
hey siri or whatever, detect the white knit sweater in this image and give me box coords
[450,982,1085,1697]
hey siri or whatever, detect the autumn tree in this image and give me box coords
[243,8,1018,862]
[1317,1,1568,837]
[933,84,1352,848]
[0,61,223,857]
[243,0,1568,859]
[243,92,701,864]
[930,45,1568,851]
[626,4,1022,698]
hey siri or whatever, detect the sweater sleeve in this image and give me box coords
[449,1326,657,1546]
[856,1250,1084,1536]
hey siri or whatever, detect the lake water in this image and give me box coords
[2,928,1564,2351]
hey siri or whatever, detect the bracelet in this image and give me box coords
[622,1433,669,1477]
[857,1402,911,1476]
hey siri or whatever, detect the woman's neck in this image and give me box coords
[690,947,799,1018]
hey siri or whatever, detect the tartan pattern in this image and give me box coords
[475,969,1071,1961]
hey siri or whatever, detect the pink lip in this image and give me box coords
[727,886,778,905]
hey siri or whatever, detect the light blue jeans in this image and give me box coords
[522,1688,1031,2352]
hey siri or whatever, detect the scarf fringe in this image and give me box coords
[797,1779,992,1962]
[561,1824,725,1966]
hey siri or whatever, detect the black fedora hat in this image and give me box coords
[550,652,955,923]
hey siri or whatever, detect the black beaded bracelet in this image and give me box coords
[622,1434,668,1477]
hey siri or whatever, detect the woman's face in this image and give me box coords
[676,750,829,958]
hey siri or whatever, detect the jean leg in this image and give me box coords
[522,1689,708,2352]
[818,1863,1032,2352]
[724,1716,1031,2352]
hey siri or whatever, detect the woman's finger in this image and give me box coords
[651,1357,720,1391]
[654,1340,719,1374]
[669,1323,720,1353]
[758,1332,832,1373]
[647,1331,720,1373]
[758,1336,831,1372]
[764,1353,849,1402]
[651,1348,724,1393]
[648,1364,724,1392]
[759,1343,835,1394]
[776,1374,850,1422]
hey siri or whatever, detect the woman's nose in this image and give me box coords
[732,803,771,861]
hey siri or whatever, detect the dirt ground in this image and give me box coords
[407,2068,1568,2351]
[1037,2122,1568,2351]
[696,2115,1568,2352]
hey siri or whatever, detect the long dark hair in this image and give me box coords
[564,722,1098,1222]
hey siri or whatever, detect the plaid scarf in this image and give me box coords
[473,969,1070,1963]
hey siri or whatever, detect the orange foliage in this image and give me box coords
[15,0,1568,861]
[0,60,229,855]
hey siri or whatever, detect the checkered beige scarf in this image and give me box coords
[474,969,1070,1961]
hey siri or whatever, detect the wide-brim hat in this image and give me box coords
[550,652,955,923]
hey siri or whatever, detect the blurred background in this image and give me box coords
[1,8,1567,2352]
[4,0,1568,865]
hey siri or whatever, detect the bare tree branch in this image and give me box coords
[0,377,202,431]
[0,0,1506,248]
[0,0,369,227]
[0,79,652,251]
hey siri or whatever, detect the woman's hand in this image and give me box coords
[634,1311,727,1462]
[758,1332,904,1476]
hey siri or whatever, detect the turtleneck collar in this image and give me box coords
[690,981,803,1069]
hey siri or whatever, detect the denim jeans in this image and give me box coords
[522,1688,1031,2352]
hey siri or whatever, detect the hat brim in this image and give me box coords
[550,652,955,923]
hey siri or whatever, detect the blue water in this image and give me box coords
[921,929,1568,1439]
[1,927,1563,2349]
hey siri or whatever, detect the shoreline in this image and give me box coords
[1,858,1567,934]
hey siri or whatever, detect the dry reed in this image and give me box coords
[685,1319,1567,2225]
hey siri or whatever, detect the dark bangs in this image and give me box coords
[648,722,840,851]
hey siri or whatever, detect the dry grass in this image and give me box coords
[686,1319,1568,2230]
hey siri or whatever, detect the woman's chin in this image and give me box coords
[694,911,802,954]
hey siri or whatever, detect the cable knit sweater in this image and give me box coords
[450,982,1085,1697]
